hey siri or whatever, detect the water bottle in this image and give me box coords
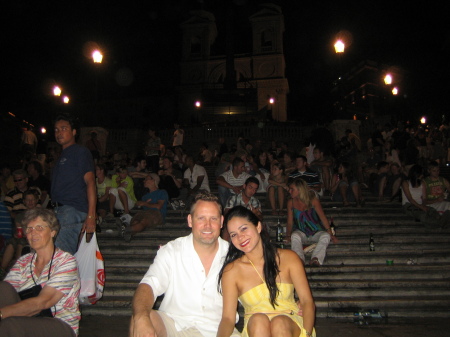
[369,233,375,251]
[330,217,336,236]
[276,219,283,243]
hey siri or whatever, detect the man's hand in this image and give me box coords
[231,186,241,194]
[331,235,339,244]
[82,216,96,234]
[130,313,156,337]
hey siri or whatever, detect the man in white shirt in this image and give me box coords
[130,192,240,337]
[172,123,184,147]
[181,155,210,208]
[216,157,251,208]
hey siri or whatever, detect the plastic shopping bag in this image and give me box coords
[75,232,105,305]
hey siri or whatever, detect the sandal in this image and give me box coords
[310,257,321,267]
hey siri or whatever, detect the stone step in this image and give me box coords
[88,192,450,320]
[104,264,450,281]
[80,295,450,319]
[100,251,450,269]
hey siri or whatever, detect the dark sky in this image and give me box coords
[3,0,449,126]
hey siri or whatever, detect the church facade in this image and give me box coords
[178,4,289,124]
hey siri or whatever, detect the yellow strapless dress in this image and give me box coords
[238,283,316,337]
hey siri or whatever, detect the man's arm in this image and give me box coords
[129,171,149,179]
[216,176,241,194]
[83,171,97,234]
[130,283,157,337]
[191,175,205,194]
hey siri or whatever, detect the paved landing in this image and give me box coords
[79,316,450,337]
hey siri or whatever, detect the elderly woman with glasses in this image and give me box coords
[0,208,80,336]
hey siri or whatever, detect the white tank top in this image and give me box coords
[401,181,422,205]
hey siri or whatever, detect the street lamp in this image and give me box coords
[53,86,62,96]
[334,40,345,53]
[63,96,70,104]
[384,74,393,85]
[92,50,103,63]
[92,50,103,102]
[334,40,346,116]
[392,87,398,95]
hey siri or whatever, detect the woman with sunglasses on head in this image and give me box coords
[217,206,316,337]
[0,208,80,336]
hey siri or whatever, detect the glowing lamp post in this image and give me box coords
[63,96,70,104]
[92,49,103,102]
[334,40,345,53]
[384,74,392,85]
[334,40,346,115]
[53,86,62,96]
[92,50,103,63]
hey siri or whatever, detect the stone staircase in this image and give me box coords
[81,167,450,322]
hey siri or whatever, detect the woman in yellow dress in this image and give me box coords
[217,206,316,337]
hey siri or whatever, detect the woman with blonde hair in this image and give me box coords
[286,178,338,267]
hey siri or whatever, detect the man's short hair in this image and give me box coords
[13,169,28,178]
[428,161,439,169]
[295,154,308,163]
[54,113,79,132]
[162,156,174,163]
[189,191,222,215]
[23,189,39,200]
[232,157,244,168]
[116,166,128,174]
[244,176,259,187]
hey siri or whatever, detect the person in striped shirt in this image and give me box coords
[0,208,80,336]
[216,157,252,208]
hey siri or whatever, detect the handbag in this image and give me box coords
[75,232,105,305]
[18,284,53,317]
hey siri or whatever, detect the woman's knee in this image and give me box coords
[270,315,299,336]
[248,313,271,332]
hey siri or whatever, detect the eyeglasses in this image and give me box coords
[25,225,50,234]
[14,178,24,182]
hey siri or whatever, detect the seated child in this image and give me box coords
[1,190,40,274]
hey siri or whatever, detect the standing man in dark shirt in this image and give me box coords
[51,113,96,255]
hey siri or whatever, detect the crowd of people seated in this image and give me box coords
[2,119,450,336]
[2,120,450,271]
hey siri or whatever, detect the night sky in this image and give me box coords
[3,0,449,127]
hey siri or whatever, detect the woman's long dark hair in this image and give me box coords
[408,164,423,188]
[218,206,280,308]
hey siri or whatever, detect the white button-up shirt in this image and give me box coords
[140,234,237,337]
